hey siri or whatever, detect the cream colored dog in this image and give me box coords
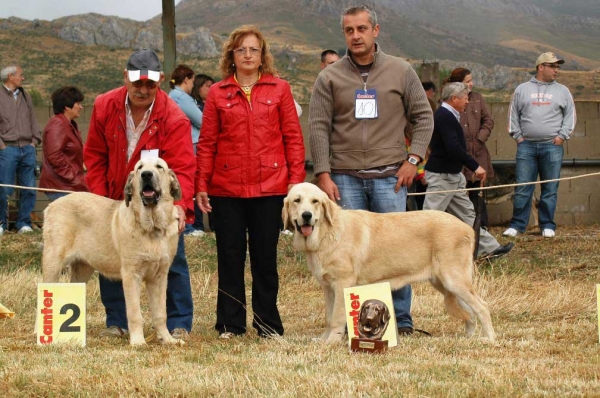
[282,183,495,342]
[42,157,183,346]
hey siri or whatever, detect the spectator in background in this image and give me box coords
[39,86,88,201]
[0,65,42,235]
[423,82,513,259]
[422,81,437,108]
[320,49,340,69]
[504,52,575,238]
[169,64,206,237]
[447,68,494,228]
[191,73,216,232]
[195,25,305,339]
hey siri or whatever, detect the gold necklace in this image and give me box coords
[240,79,258,94]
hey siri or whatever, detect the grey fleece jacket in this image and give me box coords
[309,45,433,175]
[508,77,576,142]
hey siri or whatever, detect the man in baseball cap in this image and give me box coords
[535,52,565,67]
[126,48,163,82]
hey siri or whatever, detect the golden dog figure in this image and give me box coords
[282,182,495,342]
[357,299,390,340]
[42,157,183,346]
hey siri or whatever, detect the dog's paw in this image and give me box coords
[159,336,186,346]
[129,338,147,346]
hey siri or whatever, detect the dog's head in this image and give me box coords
[357,299,391,340]
[282,183,336,239]
[124,157,182,208]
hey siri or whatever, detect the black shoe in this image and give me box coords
[489,242,515,258]
[397,327,414,336]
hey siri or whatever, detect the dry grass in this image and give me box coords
[1,226,600,397]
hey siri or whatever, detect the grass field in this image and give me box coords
[1,226,599,396]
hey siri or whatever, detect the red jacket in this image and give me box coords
[83,86,196,221]
[196,74,305,197]
[39,113,88,192]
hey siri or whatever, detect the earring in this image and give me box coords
[232,63,235,68]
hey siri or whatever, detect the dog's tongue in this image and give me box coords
[301,225,313,237]
[143,190,155,198]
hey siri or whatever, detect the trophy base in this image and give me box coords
[350,338,388,353]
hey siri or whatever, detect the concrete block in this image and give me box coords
[496,135,517,160]
[585,119,600,138]
[589,194,600,212]
[569,169,600,194]
[556,193,590,212]
[573,213,600,225]
[555,212,574,226]
[565,136,600,158]
[574,101,599,122]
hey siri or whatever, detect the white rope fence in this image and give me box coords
[1,170,600,197]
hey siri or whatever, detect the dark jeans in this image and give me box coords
[100,233,193,332]
[0,145,37,229]
[211,195,285,336]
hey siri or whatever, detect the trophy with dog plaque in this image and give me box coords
[344,282,398,353]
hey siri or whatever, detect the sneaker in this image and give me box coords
[503,227,518,237]
[188,230,205,237]
[171,328,190,340]
[0,225,4,236]
[219,332,236,339]
[542,229,555,238]
[18,226,33,234]
[99,326,128,338]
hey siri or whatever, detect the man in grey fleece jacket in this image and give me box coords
[309,5,433,337]
[504,52,576,239]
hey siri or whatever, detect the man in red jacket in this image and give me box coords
[84,49,195,340]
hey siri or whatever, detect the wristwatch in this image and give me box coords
[407,156,419,166]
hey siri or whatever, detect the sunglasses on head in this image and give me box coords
[131,80,158,89]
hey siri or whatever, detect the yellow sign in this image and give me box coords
[597,284,600,344]
[36,283,86,346]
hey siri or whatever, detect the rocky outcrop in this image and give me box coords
[57,14,218,57]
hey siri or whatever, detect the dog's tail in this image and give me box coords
[444,294,471,321]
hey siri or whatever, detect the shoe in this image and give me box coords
[219,332,236,339]
[503,228,518,237]
[489,242,515,258]
[0,225,4,236]
[99,326,128,338]
[171,328,190,340]
[18,226,33,234]
[542,229,555,238]
[188,230,205,237]
[398,327,414,336]
[280,230,293,236]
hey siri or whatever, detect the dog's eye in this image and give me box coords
[294,198,300,203]
[137,165,143,170]
[312,199,319,204]
[156,164,164,169]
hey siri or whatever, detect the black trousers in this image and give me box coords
[211,195,285,336]
[466,180,489,228]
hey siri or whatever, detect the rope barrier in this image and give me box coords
[1,170,599,197]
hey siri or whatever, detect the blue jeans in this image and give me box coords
[45,192,69,202]
[331,173,413,329]
[99,233,194,332]
[0,145,37,229]
[509,141,563,232]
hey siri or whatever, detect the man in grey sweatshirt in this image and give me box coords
[504,52,576,238]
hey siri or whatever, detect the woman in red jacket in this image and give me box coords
[195,25,306,339]
[39,86,88,201]
[447,68,495,228]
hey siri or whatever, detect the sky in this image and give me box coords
[0,0,182,22]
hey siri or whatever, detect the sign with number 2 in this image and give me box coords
[36,283,86,346]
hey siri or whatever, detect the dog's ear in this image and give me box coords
[168,170,182,201]
[124,171,135,207]
[382,305,391,325]
[282,197,294,232]
[321,195,336,227]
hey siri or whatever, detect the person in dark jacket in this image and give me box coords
[446,68,495,228]
[424,82,513,259]
[195,26,305,339]
[40,86,88,201]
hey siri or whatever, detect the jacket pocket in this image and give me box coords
[259,154,288,194]
[210,155,243,196]
[256,97,280,123]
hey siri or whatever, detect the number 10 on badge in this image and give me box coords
[36,283,86,346]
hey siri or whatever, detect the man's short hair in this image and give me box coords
[0,65,17,82]
[422,81,436,92]
[321,50,339,63]
[341,4,377,28]
[441,82,468,102]
[51,86,85,115]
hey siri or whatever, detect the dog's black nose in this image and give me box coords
[141,171,153,181]
[301,211,312,221]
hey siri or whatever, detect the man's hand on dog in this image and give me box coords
[316,173,341,202]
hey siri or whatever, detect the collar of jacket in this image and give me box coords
[343,42,384,71]
[219,73,278,89]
